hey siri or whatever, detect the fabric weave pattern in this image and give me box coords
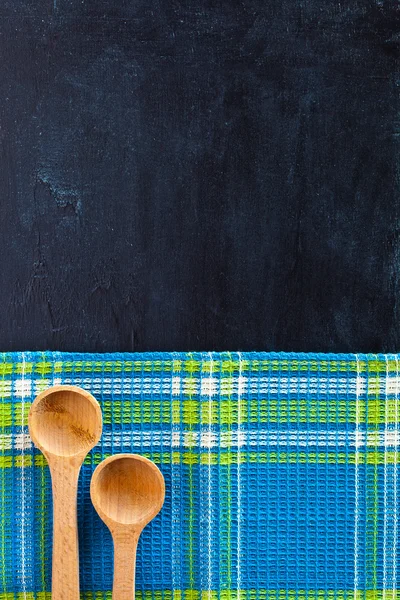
[0,351,398,599]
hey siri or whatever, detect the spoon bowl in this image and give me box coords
[91,453,165,529]
[29,385,102,458]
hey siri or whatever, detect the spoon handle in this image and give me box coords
[112,531,139,600]
[49,458,82,600]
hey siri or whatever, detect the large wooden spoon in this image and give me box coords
[90,454,165,600]
[28,385,102,600]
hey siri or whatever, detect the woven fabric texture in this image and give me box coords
[0,351,399,599]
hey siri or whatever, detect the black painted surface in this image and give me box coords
[0,1,399,352]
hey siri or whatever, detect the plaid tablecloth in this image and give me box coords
[1,351,399,599]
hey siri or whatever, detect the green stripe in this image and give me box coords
[1,590,400,600]
[1,356,400,377]
[2,399,398,427]
[364,358,381,592]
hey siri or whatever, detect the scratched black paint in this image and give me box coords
[0,1,399,352]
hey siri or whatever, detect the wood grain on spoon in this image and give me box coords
[90,454,165,600]
[29,385,102,600]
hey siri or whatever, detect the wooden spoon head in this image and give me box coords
[28,385,102,459]
[90,454,165,532]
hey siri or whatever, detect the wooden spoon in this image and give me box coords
[28,385,102,600]
[90,453,165,600]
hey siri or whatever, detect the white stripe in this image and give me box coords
[384,356,389,592]
[354,353,361,599]
[237,352,242,600]
[386,376,400,395]
[170,357,182,597]
[381,430,400,447]
[0,434,33,450]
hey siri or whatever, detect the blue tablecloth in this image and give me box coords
[1,351,399,599]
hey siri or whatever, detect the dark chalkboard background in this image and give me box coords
[0,1,399,352]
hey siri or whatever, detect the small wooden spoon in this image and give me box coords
[90,453,165,600]
[28,385,102,600]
